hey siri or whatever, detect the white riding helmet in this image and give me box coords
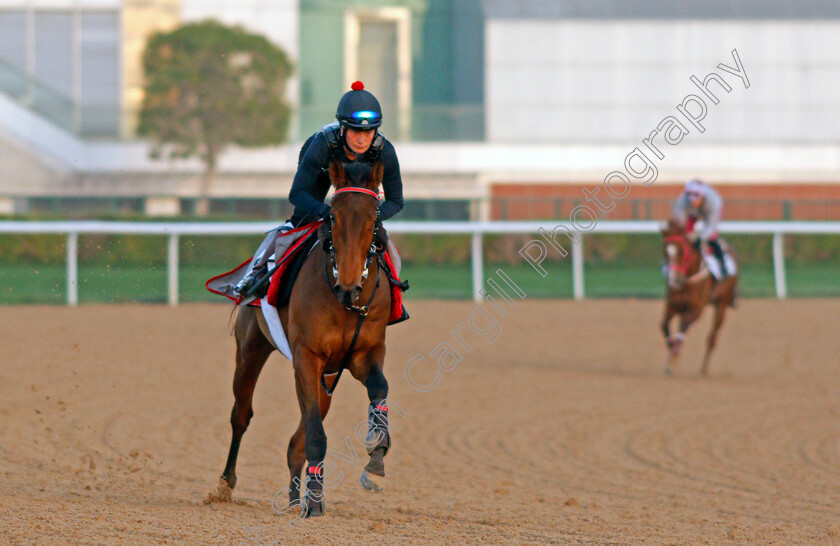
[685,179,707,198]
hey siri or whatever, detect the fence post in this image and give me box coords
[67,232,78,306]
[773,231,787,299]
[572,235,584,300]
[167,233,179,306]
[472,230,483,302]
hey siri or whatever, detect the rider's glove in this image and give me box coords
[320,205,332,221]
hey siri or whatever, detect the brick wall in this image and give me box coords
[490,183,840,221]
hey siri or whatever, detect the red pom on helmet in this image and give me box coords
[351,81,365,91]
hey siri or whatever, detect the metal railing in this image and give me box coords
[1,220,839,305]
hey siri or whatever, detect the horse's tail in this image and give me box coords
[228,303,240,336]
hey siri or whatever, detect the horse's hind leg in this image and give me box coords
[701,301,728,376]
[221,308,273,490]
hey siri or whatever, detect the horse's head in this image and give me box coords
[660,218,684,239]
[660,218,697,289]
[326,159,383,305]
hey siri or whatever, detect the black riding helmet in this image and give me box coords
[336,81,382,130]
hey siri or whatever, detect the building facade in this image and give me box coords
[2,0,840,219]
[0,0,180,138]
[483,0,840,144]
[298,0,484,141]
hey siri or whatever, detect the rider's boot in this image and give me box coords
[708,239,728,277]
[234,265,268,297]
[234,229,280,297]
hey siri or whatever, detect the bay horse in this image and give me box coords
[660,219,738,376]
[219,159,393,517]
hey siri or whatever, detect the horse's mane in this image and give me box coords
[342,162,372,187]
[329,159,383,191]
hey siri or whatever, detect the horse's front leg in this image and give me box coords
[661,303,679,374]
[354,348,390,492]
[665,303,704,373]
[286,382,333,507]
[293,349,329,517]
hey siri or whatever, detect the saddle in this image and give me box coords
[701,242,737,281]
[266,230,320,308]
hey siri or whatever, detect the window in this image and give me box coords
[344,7,412,140]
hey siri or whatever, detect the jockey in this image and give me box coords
[235,81,405,297]
[673,179,728,277]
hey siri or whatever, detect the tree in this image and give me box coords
[138,20,293,216]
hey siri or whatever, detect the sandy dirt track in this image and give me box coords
[1,299,839,544]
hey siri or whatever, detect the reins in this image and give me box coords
[319,186,383,396]
[665,234,700,276]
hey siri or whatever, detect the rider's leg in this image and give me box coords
[235,221,293,295]
[272,222,298,267]
[234,232,277,294]
[707,236,728,277]
[385,238,401,277]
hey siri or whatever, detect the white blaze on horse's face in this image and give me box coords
[666,243,680,288]
[332,202,374,294]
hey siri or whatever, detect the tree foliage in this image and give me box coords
[138,20,293,213]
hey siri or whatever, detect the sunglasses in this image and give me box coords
[348,110,381,124]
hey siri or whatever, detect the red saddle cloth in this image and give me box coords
[265,237,406,324]
[380,249,407,324]
[204,221,322,308]
[206,221,407,324]
[264,223,322,307]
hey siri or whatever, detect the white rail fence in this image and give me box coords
[2,220,839,305]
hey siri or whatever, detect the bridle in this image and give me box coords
[325,187,380,291]
[665,234,695,275]
[665,233,702,288]
[322,186,382,314]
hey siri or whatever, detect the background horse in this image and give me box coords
[660,219,738,376]
[218,160,393,517]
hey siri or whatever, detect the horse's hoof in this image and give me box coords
[302,494,325,517]
[360,470,385,492]
[364,450,386,477]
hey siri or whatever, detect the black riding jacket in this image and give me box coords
[289,123,405,226]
